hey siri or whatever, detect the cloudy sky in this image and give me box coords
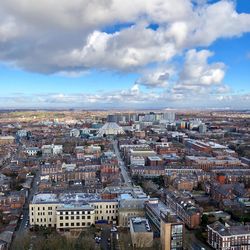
[0,0,249,109]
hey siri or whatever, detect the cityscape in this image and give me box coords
[0,110,249,249]
[0,0,250,250]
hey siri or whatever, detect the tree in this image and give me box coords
[201,214,208,227]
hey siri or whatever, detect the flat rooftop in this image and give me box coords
[57,203,94,211]
[32,192,102,204]
[131,217,151,233]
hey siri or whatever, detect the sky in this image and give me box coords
[0,0,250,109]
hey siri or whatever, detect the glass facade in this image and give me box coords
[171,224,183,250]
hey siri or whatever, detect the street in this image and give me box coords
[16,168,40,235]
[112,140,132,187]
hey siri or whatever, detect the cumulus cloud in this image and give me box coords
[135,67,175,88]
[0,0,250,73]
[56,25,176,71]
[0,0,250,108]
[179,49,225,87]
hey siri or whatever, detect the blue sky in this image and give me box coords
[0,0,249,109]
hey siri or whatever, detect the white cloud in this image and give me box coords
[1,88,249,109]
[0,0,249,73]
[179,49,225,87]
[0,0,249,109]
[135,67,175,88]
[0,17,20,42]
[56,25,176,71]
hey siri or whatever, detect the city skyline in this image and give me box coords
[0,0,250,109]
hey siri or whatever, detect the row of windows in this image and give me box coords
[31,206,53,211]
[95,216,116,221]
[95,210,117,214]
[37,218,52,223]
[34,211,53,216]
[94,204,118,209]
[59,222,91,227]
[59,215,91,220]
[59,211,91,215]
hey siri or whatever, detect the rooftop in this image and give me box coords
[130,217,151,233]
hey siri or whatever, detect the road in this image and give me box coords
[112,140,132,187]
[100,228,111,250]
[185,229,213,250]
[16,169,40,234]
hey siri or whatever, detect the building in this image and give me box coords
[161,212,184,250]
[97,122,125,136]
[130,156,145,166]
[145,199,184,250]
[26,147,40,156]
[56,203,95,230]
[118,194,147,226]
[41,144,63,156]
[0,136,15,145]
[29,193,119,229]
[163,112,175,122]
[165,190,201,229]
[129,217,153,248]
[131,165,165,178]
[207,221,250,249]
[199,124,207,133]
[70,129,80,137]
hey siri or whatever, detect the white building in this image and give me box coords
[42,144,63,156]
[70,129,80,137]
[29,193,119,229]
[130,156,145,166]
[98,122,125,136]
[26,147,40,156]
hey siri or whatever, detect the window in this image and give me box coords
[76,222,80,226]
[65,223,69,226]
[60,212,63,215]
[71,216,74,220]
[49,218,51,222]
[76,211,79,215]
[65,212,68,215]
[82,216,85,219]
[82,222,86,226]
[48,207,52,210]
[71,223,74,226]
[65,216,69,220]
[87,216,91,219]
[31,207,33,211]
[60,223,63,227]
[87,222,91,226]
[43,207,45,210]
[88,211,90,214]
[76,216,80,220]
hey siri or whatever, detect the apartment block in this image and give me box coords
[207,221,250,249]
